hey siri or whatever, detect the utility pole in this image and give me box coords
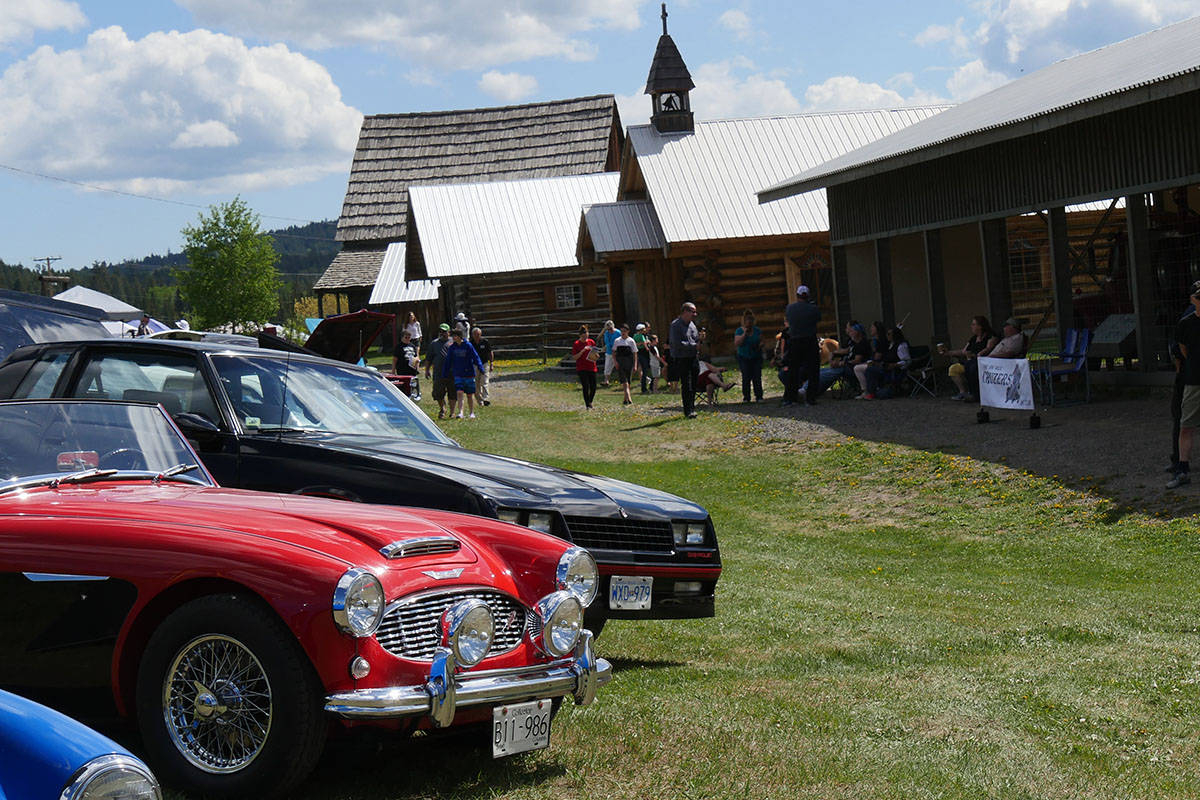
[34,255,69,297]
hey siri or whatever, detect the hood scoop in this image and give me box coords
[380,536,461,560]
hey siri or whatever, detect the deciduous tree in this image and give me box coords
[178,198,280,332]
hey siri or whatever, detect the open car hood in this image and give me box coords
[258,309,393,364]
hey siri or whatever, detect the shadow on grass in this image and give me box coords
[606,656,687,672]
[619,416,685,431]
[288,727,569,799]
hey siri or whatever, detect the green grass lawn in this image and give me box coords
[294,371,1200,800]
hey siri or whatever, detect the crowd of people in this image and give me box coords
[391,311,494,420]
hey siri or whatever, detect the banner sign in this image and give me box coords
[977,357,1034,411]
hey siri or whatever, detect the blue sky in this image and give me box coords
[1,0,1196,271]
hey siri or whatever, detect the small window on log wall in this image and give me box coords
[555,285,583,309]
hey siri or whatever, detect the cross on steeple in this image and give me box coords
[661,3,668,36]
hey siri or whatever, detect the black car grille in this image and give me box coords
[376,589,536,661]
[563,516,674,552]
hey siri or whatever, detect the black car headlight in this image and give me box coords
[60,753,161,800]
[332,568,385,637]
[556,547,598,607]
[496,507,555,534]
[671,520,707,546]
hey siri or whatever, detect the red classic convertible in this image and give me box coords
[0,399,609,798]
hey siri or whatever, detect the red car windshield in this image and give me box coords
[0,400,212,487]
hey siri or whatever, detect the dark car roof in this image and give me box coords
[9,337,375,372]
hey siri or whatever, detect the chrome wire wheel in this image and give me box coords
[162,634,274,774]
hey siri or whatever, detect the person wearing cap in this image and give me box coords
[136,314,152,337]
[634,322,652,393]
[453,311,470,340]
[442,327,485,419]
[783,285,821,406]
[424,323,454,419]
[965,316,1024,398]
[1168,282,1200,488]
[669,302,701,417]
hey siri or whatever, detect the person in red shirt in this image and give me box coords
[572,325,599,409]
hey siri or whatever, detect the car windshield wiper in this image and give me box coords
[154,463,206,484]
[0,468,119,495]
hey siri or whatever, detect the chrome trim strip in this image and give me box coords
[23,573,109,582]
[324,638,612,720]
[380,536,461,559]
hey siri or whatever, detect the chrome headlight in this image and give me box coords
[60,753,161,800]
[440,598,494,668]
[526,511,554,533]
[532,591,583,658]
[671,520,707,546]
[332,568,384,637]
[556,546,598,607]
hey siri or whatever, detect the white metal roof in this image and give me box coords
[582,200,667,254]
[408,172,620,277]
[369,242,440,304]
[761,14,1200,200]
[629,107,948,243]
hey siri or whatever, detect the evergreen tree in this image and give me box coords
[177,198,280,333]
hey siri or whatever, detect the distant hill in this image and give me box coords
[0,220,339,323]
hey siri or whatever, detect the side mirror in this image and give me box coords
[173,412,220,434]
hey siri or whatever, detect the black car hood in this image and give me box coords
[282,432,707,521]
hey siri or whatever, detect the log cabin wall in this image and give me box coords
[439,266,610,357]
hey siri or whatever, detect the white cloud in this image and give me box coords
[0,0,86,45]
[717,9,752,40]
[478,70,538,102]
[177,0,648,69]
[0,26,362,195]
[171,120,239,149]
[921,0,1197,78]
[804,76,908,111]
[944,59,1010,101]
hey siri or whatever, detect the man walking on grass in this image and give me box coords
[1168,281,1200,488]
[425,324,453,419]
[669,302,700,418]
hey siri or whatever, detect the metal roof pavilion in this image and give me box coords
[760,14,1200,202]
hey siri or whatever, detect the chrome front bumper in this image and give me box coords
[325,631,611,722]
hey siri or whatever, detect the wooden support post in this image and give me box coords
[1126,193,1158,370]
[924,229,949,344]
[1048,206,1072,349]
[831,245,851,335]
[980,218,1010,329]
[876,238,895,324]
[317,292,325,318]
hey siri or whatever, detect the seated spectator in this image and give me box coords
[698,359,735,404]
[857,326,910,400]
[945,315,997,400]
[852,322,888,395]
[818,322,870,396]
[965,316,1025,397]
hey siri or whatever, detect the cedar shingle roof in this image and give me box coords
[313,246,386,291]
[335,95,621,244]
[644,35,694,94]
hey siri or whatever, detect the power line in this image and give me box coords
[0,161,328,225]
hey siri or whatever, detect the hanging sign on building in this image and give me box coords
[977,357,1034,411]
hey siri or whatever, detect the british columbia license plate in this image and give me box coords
[492,699,552,758]
[609,575,652,610]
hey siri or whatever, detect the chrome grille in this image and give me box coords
[380,536,460,559]
[564,516,674,552]
[376,589,534,661]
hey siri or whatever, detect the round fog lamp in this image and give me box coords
[533,591,583,657]
[557,547,599,607]
[350,656,371,679]
[441,599,494,668]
